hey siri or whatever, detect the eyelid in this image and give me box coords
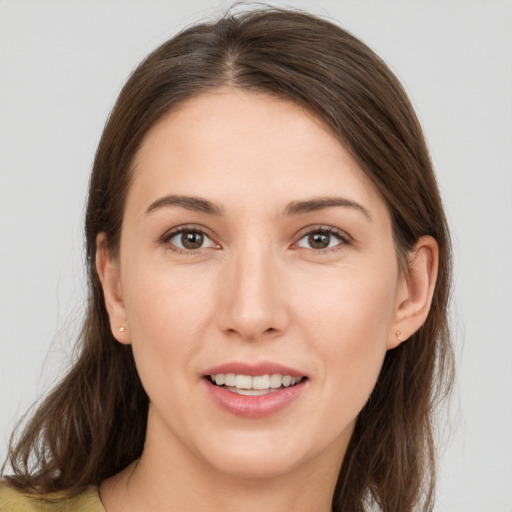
[292,225,352,252]
[161,224,220,253]
[159,223,352,254]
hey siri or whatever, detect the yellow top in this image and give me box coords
[0,484,105,512]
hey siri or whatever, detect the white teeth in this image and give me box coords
[282,375,292,387]
[269,374,282,388]
[224,373,236,386]
[235,374,252,389]
[209,373,303,391]
[252,375,270,390]
[227,388,272,396]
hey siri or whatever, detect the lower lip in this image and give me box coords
[203,378,306,419]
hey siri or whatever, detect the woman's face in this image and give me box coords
[104,89,408,478]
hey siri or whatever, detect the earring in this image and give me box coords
[119,326,126,333]
[396,330,403,342]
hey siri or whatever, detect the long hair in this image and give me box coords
[2,7,454,511]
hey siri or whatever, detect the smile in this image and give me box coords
[208,373,305,395]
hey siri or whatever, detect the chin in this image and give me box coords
[194,426,329,481]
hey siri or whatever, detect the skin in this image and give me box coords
[97,89,438,512]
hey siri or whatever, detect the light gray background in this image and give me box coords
[1,1,511,510]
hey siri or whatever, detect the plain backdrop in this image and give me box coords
[1,1,511,510]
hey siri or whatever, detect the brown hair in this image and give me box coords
[2,6,453,511]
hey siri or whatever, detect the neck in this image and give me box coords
[100,409,350,512]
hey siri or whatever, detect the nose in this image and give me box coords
[217,243,290,341]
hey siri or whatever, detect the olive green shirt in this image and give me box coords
[0,484,105,512]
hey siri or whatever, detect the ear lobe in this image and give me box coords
[387,235,439,349]
[96,233,130,344]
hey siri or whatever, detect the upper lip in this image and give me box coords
[203,361,306,378]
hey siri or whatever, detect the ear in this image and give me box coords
[96,233,130,344]
[387,235,439,349]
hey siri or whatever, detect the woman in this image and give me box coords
[0,6,453,512]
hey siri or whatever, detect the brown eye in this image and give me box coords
[296,228,347,251]
[166,228,216,252]
[181,231,204,249]
[308,232,330,249]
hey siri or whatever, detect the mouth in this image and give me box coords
[202,362,308,417]
[206,373,306,396]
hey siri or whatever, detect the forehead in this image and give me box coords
[128,89,388,220]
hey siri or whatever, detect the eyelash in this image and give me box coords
[293,225,351,254]
[161,224,351,255]
[161,224,219,255]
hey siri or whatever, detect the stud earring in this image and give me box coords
[396,330,403,342]
[119,326,126,333]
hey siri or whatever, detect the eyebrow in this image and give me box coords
[145,194,371,220]
[285,197,371,221]
[145,195,224,216]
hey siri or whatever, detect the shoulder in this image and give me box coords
[0,483,105,512]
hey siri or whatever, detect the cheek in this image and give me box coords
[296,259,397,342]
[120,257,219,389]
[295,263,397,418]
[123,244,217,323]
